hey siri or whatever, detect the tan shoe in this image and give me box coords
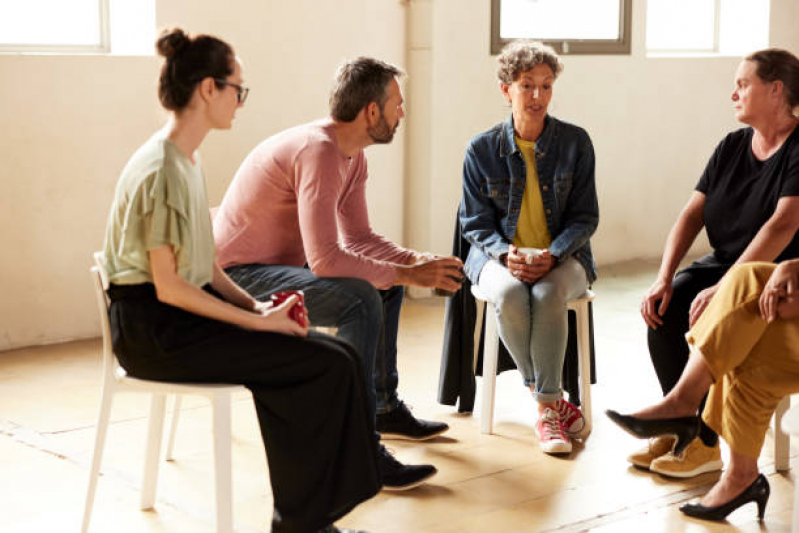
[627,435,676,469]
[650,438,723,478]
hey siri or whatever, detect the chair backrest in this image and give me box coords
[91,252,123,382]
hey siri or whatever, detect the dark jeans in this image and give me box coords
[647,255,731,447]
[107,283,380,533]
[226,263,404,418]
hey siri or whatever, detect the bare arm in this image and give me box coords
[641,192,706,328]
[210,261,258,311]
[689,196,799,326]
[736,196,799,264]
[150,246,306,336]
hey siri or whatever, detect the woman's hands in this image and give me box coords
[759,260,799,322]
[252,295,309,336]
[688,285,719,327]
[641,278,673,329]
[642,278,720,329]
[505,245,555,283]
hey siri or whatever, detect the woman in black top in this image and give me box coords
[636,48,799,477]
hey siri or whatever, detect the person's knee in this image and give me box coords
[726,262,773,288]
[493,284,529,321]
[531,280,566,308]
[338,278,382,314]
[317,336,361,376]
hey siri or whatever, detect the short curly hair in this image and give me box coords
[496,40,563,85]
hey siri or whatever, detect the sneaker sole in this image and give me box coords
[540,442,572,454]
[378,427,449,441]
[650,459,723,479]
[380,470,437,491]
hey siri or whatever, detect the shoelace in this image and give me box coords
[557,400,574,421]
[540,412,566,440]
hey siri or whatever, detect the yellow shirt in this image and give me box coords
[512,136,551,249]
[102,132,216,287]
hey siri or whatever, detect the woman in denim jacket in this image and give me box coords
[459,40,598,455]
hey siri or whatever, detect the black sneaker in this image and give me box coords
[376,401,449,441]
[379,446,437,491]
[317,526,369,533]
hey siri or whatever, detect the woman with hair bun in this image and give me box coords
[101,28,379,533]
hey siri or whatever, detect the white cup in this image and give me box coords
[517,247,545,264]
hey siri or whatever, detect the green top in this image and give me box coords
[102,131,215,287]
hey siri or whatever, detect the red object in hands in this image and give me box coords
[270,290,308,327]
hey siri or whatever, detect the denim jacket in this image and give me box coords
[459,114,598,284]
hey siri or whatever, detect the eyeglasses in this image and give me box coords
[214,78,249,105]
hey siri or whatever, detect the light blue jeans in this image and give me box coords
[476,257,588,403]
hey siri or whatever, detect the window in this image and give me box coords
[491,0,632,55]
[0,0,155,55]
[646,0,769,56]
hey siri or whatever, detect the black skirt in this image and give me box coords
[108,283,381,533]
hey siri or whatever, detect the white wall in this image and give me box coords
[405,0,799,267]
[2,0,798,350]
[0,0,406,350]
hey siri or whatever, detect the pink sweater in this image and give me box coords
[214,119,416,289]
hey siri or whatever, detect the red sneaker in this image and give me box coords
[535,408,572,454]
[558,399,588,439]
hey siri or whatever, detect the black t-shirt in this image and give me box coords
[696,125,799,264]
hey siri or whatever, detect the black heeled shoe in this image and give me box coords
[605,409,700,456]
[680,474,770,521]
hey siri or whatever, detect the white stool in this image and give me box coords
[82,253,245,533]
[779,399,799,532]
[471,284,595,435]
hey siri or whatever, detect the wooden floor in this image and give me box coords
[1,260,796,532]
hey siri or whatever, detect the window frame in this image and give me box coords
[0,0,110,54]
[490,0,632,55]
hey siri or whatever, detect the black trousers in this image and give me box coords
[647,255,731,446]
[107,283,380,533]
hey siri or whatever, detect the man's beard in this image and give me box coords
[367,113,398,144]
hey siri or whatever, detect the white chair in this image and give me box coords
[82,253,245,533]
[471,285,596,435]
[779,398,799,532]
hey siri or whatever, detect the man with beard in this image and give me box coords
[213,57,464,491]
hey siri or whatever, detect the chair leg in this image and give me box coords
[81,385,116,533]
[212,392,234,533]
[793,464,799,533]
[481,302,499,435]
[165,395,183,462]
[140,394,167,510]
[774,396,790,472]
[575,301,593,435]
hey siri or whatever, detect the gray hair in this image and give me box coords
[329,57,405,122]
[496,40,563,85]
